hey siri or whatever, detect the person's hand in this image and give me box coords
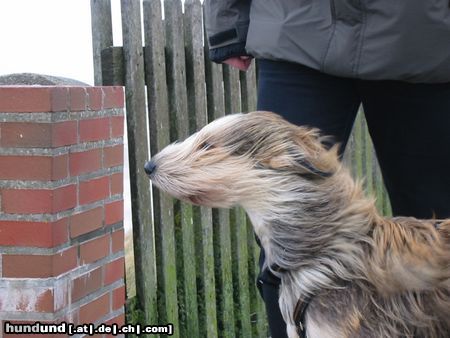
[223,56,253,71]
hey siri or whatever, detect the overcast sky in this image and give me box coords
[0,0,122,85]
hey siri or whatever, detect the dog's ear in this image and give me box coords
[262,126,339,179]
[293,126,340,179]
[261,146,337,179]
[291,153,333,179]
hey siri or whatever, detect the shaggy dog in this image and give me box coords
[145,111,450,338]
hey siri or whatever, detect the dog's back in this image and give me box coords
[301,218,450,338]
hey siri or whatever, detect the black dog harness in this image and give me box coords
[293,296,311,338]
[271,264,311,338]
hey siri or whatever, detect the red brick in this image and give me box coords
[52,217,69,246]
[0,220,52,247]
[1,188,52,213]
[79,293,110,324]
[0,219,68,248]
[69,87,87,111]
[0,155,51,181]
[52,246,78,276]
[0,155,67,181]
[35,289,54,312]
[0,122,52,147]
[87,87,103,111]
[69,148,102,176]
[110,172,123,195]
[56,309,79,325]
[112,285,126,310]
[105,314,126,338]
[80,234,110,264]
[104,257,125,285]
[52,121,78,146]
[110,115,124,138]
[79,176,109,204]
[103,145,123,168]
[3,254,52,278]
[71,267,103,302]
[0,87,52,112]
[111,229,124,253]
[6,289,54,313]
[51,86,69,112]
[70,207,104,238]
[105,312,126,327]
[79,117,110,142]
[105,200,124,226]
[2,247,77,278]
[2,184,77,215]
[102,87,124,109]
[52,154,69,180]
[52,184,77,213]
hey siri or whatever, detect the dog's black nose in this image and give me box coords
[144,161,157,176]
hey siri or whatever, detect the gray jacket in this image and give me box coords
[205,0,450,83]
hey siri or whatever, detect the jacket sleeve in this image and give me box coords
[204,0,252,63]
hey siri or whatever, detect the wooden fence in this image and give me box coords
[90,0,391,337]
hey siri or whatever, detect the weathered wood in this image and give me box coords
[182,1,211,337]
[363,114,374,198]
[101,47,125,86]
[120,0,157,330]
[354,109,364,180]
[223,64,253,337]
[142,0,189,335]
[240,64,268,337]
[204,30,236,338]
[185,0,207,132]
[90,0,113,85]
[343,123,354,169]
[373,147,385,213]
[142,1,173,335]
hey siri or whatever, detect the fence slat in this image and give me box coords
[90,0,113,85]
[363,114,374,198]
[184,1,214,337]
[223,64,253,337]
[120,0,157,328]
[240,64,268,337]
[204,38,236,338]
[142,2,174,336]
[162,0,205,335]
[100,46,125,86]
[373,147,384,213]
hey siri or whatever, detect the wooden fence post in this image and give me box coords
[223,65,253,337]
[120,0,158,329]
[90,0,113,86]
[184,1,218,337]
[204,18,237,338]
[240,63,268,336]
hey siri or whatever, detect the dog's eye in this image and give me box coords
[198,142,214,151]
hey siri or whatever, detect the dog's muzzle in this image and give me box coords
[144,161,157,176]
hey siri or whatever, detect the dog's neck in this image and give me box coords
[245,167,379,295]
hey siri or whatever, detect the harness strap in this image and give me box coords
[293,297,311,338]
[271,263,311,337]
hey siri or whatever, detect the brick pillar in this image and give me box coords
[0,86,126,336]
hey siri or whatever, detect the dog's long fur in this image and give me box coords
[146,111,450,338]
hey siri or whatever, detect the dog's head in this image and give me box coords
[145,111,340,208]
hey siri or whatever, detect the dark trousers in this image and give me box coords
[255,59,450,338]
